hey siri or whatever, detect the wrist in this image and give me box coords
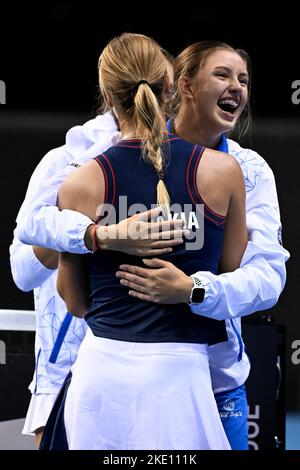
[84,224,96,251]
[84,224,114,252]
[182,276,194,303]
[95,226,111,251]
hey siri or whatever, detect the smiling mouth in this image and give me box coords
[217,99,239,115]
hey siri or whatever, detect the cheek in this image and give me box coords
[240,89,249,109]
[196,88,218,110]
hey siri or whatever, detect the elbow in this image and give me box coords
[255,272,285,313]
[267,265,287,307]
[57,282,86,318]
[68,306,87,319]
[64,300,87,318]
[10,262,33,292]
[12,277,33,293]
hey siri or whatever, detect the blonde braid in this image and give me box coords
[134,83,170,215]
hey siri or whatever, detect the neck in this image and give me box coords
[174,106,222,150]
[120,123,138,140]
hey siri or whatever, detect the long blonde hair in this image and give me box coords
[98,33,170,213]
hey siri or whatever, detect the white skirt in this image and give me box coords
[64,328,230,450]
[22,393,57,435]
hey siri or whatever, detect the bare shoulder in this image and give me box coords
[197,149,244,216]
[203,148,242,179]
[58,159,105,220]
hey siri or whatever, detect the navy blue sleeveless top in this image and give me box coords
[85,134,227,345]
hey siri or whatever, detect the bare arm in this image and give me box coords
[33,246,59,269]
[219,157,248,273]
[57,160,104,316]
[57,252,90,317]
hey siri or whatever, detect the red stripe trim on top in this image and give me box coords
[117,144,143,149]
[117,136,180,147]
[101,154,116,207]
[94,154,116,225]
[163,137,181,143]
[193,147,226,221]
[94,157,108,205]
[186,145,199,204]
[186,146,225,226]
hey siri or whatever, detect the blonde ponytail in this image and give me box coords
[98,33,172,215]
[157,179,170,215]
[133,82,170,215]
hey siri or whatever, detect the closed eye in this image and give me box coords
[239,78,249,86]
[215,72,228,79]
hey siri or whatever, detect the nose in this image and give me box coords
[229,76,243,92]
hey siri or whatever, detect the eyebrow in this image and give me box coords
[213,66,249,77]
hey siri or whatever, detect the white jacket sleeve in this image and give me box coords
[189,160,290,320]
[16,113,120,253]
[10,145,74,291]
[16,167,94,253]
[9,233,54,292]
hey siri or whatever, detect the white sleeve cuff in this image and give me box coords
[29,248,55,286]
[188,273,215,315]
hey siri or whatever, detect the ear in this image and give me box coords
[179,76,195,100]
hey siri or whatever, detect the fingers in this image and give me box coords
[158,219,185,231]
[134,238,185,256]
[147,228,189,240]
[146,220,186,234]
[134,207,162,222]
[117,265,152,279]
[150,238,184,248]
[142,258,168,268]
[128,290,154,302]
[134,208,185,226]
[132,209,188,233]
[134,238,184,256]
[140,248,173,256]
[119,278,150,294]
[155,230,189,240]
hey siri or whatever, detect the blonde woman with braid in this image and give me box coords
[42,33,247,450]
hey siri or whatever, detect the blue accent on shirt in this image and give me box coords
[230,319,244,362]
[166,119,229,153]
[217,133,229,153]
[49,313,73,364]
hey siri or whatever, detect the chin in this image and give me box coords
[215,118,235,135]
[214,108,241,135]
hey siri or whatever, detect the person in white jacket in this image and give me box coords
[11,41,289,450]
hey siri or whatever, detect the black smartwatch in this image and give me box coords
[189,275,205,304]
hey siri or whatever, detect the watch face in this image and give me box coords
[191,288,205,303]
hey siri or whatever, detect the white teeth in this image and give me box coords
[218,99,239,108]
